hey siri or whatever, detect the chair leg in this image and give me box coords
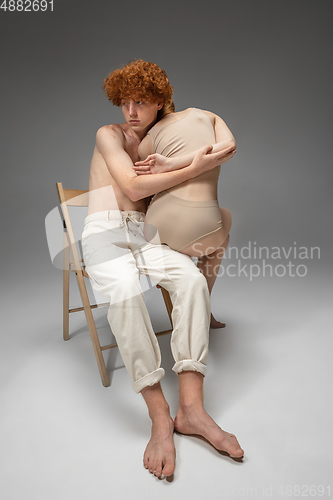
[63,237,70,341]
[160,287,173,326]
[75,271,110,387]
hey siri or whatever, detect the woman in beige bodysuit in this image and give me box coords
[134,107,236,328]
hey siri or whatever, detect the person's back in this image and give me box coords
[139,108,221,201]
[139,107,234,255]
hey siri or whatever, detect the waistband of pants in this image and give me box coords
[84,210,146,225]
[162,190,219,207]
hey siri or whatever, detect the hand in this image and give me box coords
[191,144,236,174]
[133,154,170,175]
[218,145,237,165]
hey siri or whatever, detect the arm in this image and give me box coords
[134,111,236,174]
[95,126,228,202]
[167,113,236,171]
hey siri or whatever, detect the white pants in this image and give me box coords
[81,210,210,393]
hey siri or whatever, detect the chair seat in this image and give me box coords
[69,260,90,279]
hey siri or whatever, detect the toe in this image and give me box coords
[230,448,244,458]
[215,433,244,457]
[154,458,163,477]
[149,457,158,475]
[162,464,175,477]
[229,435,244,457]
[154,466,162,477]
[162,455,175,477]
[227,441,244,457]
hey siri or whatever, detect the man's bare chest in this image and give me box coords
[123,134,140,164]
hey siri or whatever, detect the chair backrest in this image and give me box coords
[57,185,89,207]
[56,182,89,271]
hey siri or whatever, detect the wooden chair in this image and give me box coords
[56,182,173,387]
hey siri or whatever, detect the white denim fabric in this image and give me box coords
[81,210,210,393]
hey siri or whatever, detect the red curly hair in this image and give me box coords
[103,59,175,119]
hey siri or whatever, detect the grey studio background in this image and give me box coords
[1,1,332,499]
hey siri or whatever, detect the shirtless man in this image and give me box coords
[81,60,244,479]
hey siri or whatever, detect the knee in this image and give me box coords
[93,272,142,304]
[187,269,209,293]
[110,274,142,297]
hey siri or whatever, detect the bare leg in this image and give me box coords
[174,371,244,458]
[197,235,229,293]
[141,383,176,478]
[157,207,231,326]
[197,234,229,328]
[196,208,232,328]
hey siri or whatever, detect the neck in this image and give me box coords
[126,118,158,141]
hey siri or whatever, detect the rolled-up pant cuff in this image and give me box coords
[133,368,165,394]
[172,360,206,377]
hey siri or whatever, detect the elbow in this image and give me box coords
[229,137,236,150]
[126,187,142,202]
[123,178,141,202]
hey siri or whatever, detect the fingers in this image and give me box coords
[133,165,151,172]
[134,160,150,166]
[215,145,236,157]
[201,144,214,154]
[133,163,153,175]
[192,145,213,163]
[196,144,234,162]
[134,154,157,166]
[217,150,236,165]
[133,170,152,175]
[216,148,236,161]
[224,144,236,152]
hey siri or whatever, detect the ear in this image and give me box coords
[157,102,163,110]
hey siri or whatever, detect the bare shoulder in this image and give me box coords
[96,123,124,141]
[95,124,125,152]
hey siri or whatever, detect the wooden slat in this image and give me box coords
[75,269,111,386]
[63,235,70,341]
[100,342,118,351]
[69,302,109,314]
[156,329,173,338]
[160,287,173,325]
[65,192,89,207]
[56,183,88,206]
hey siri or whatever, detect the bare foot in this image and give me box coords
[174,406,243,459]
[143,414,176,478]
[210,313,226,329]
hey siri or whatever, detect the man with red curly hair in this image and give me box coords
[81,60,243,479]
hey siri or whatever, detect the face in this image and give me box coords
[121,99,163,138]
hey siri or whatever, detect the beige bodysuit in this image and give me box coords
[144,108,223,252]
